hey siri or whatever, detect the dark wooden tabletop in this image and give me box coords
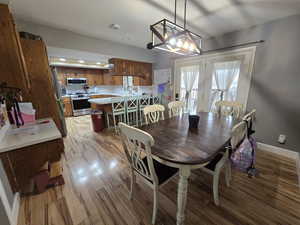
[141,112,237,165]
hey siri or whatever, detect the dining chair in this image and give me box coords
[143,104,165,125]
[138,95,151,126]
[106,97,126,133]
[126,96,139,127]
[168,101,185,118]
[119,122,178,224]
[199,120,247,206]
[215,100,243,119]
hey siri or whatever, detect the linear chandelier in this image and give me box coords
[147,0,202,56]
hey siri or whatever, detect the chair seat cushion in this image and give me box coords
[205,153,224,171]
[142,158,178,185]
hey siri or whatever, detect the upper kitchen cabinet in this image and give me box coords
[0,4,31,100]
[109,58,153,86]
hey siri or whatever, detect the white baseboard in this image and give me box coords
[10,193,20,225]
[257,142,298,159]
[258,142,300,187]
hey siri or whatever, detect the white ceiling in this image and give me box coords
[10,0,300,48]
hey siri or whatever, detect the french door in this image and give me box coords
[174,47,256,113]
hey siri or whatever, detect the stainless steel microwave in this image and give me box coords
[66,78,87,85]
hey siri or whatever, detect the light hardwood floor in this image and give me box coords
[17,116,300,225]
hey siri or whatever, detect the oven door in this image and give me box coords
[71,98,91,116]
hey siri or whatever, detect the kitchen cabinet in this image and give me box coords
[0,4,31,100]
[21,38,64,134]
[62,97,72,117]
[109,58,153,86]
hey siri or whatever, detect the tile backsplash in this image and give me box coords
[66,85,155,95]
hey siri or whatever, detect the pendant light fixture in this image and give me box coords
[147,0,202,56]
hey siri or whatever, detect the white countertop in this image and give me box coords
[0,118,62,154]
[88,95,153,105]
[62,92,124,98]
[88,97,125,105]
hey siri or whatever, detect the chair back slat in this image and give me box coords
[139,95,151,107]
[151,96,160,105]
[143,104,165,124]
[168,101,185,118]
[119,122,159,184]
[112,98,126,112]
[231,121,247,150]
[127,97,138,110]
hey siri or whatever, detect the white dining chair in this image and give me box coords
[215,100,243,119]
[199,120,247,206]
[168,101,185,118]
[119,122,178,224]
[143,104,165,125]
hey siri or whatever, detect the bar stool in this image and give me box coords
[126,96,139,127]
[138,95,151,126]
[106,97,126,133]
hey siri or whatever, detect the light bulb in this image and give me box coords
[169,38,176,46]
[183,41,189,50]
[189,44,195,51]
[176,39,183,48]
[164,33,168,40]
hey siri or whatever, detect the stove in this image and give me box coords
[70,94,91,116]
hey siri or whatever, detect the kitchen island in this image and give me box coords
[88,95,159,129]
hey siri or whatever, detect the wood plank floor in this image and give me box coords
[17,116,300,225]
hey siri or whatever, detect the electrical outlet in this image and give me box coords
[278,134,286,144]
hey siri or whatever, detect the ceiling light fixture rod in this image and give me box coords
[174,0,177,24]
[184,0,187,29]
[202,40,265,54]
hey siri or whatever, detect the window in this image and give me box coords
[209,60,241,112]
[180,65,199,113]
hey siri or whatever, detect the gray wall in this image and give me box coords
[0,0,9,4]
[16,20,157,63]
[154,14,300,152]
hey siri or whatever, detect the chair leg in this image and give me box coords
[152,186,158,225]
[213,170,220,206]
[130,170,135,200]
[135,111,139,127]
[106,113,110,129]
[113,115,117,133]
[225,161,231,187]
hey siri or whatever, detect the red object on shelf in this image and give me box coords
[91,111,105,132]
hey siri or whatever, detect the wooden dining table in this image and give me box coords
[141,112,237,225]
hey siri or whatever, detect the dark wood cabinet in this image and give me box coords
[62,97,72,117]
[0,4,31,100]
[109,58,153,86]
[20,39,64,134]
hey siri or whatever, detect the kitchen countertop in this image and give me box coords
[0,118,62,153]
[88,95,153,105]
[62,92,125,98]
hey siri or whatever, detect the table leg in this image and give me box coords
[176,167,191,225]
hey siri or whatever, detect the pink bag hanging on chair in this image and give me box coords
[230,137,254,172]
